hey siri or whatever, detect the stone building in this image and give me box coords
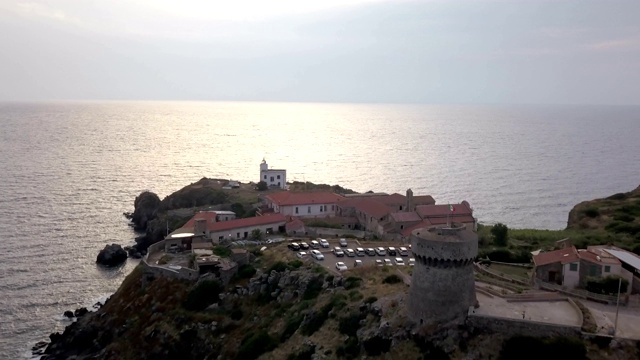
[408,223,478,327]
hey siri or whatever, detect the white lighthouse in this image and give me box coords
[259,159,286,189]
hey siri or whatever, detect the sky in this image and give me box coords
[0,0,639,104]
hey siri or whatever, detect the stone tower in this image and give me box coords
[406,188,414,212]
[408,224,478,327]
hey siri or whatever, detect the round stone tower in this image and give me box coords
[408,224,478,327]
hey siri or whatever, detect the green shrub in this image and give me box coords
[237,264,257,279]
[585,275,628,295]
[303,277,324,300]
[325,274,334,283]
[183,280,223,311]
[268,261,288,273]
[584,208,600,218]
[339,312,365,336]
[300,296,345,336]
[608,193,628,200]
[286,345,315,360]
[364,296,378,304]
[342,234,357,239]
[288,259,304,269]
[280,314,304,343]
[236,331,277,360]
[383,274,402,284]
[336,337,360,359]
[613,213,635,223]
[256,181,268,191]
[348,290,363,301]
[344,276,362,290]
[213,246,232,257]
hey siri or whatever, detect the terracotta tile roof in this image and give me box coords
[339,198,391,218]
[413,195,436,206]
[400,220,432,237]
[415,203,472,218]
[286,217,305,232]
[207,214,287,232]
[390,211,422,223]
[424,215,476,226]
[578,249,621,265]
[371,193,406,206]
[265,191,345,206]
[533,247,579,266]
[181,211,218,230]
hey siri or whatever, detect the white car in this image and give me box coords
[333,247,344,257]
[344,248,356,257]
[384,259,393,266]
[394,257,405,266]
[375,247,386,256]
[310,249,324,260]
[409,258,415,266]
[399,247,409,256]
[296,251,307,259]
[310,240,320,249]
[354,259,363,267]
[319,239,330,248]
[336,262,348,271]
[366,248,376,256]
[339,238,348,247]
[375,259,384,267]
[355,247,365,256]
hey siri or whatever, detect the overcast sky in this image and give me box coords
[1,0,638,104]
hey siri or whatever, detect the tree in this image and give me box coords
[250,229,263,241]
[491,223,509,247]
[256,181,268,191]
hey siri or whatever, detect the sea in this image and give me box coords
[0,101,639,358]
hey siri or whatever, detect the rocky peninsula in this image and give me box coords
[39,182,640,359]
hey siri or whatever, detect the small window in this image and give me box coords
[569,263,578,271]
[270,176,274,182]
[308,206,311,213]
[237,232,240,238]
[277,175,280,179]
[264,175,267,179]
[331,205,334,211]
[400,225,404,230]
[399,205,403,210]
[295,207,299,214]
[604,265,611,273]
[320,206,323,212]
[218,236,223,241]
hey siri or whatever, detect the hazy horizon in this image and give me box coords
[1,0,639,105]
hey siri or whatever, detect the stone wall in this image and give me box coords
[140,260,199,281]
[466,311,581,338]
[305,227,366,238]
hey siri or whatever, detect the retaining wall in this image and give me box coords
[142,239,198,281]
[466,310,581,338]
[306,227,366,238]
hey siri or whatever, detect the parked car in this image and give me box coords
[375,259,384,267]
[300,242,310,250]
[310,249,324,260]
[365,248,376,256]
[387,247,397,256]
[375,247,386,256]
[266,237,286,244]
[288,243,300,251]
[333,247,345,257]
[336,262,348,271]
[339,238,348,247]
[409,258,415,266]
[399,247,409,256]
[354,259,363,267]
[384,259,393,266]
[344,248,356,257]
[394,257,405,266]
[296,251,307,259]
[355,247,365,256]
[310,240,320,249]
[319,239,330,248]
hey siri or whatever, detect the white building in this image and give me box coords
[260,159,286,189]
[263,191,345,218]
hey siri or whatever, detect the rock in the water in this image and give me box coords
[63,311,74,318]
[74,307,89,317]
[33,341,48,351]
[96,244,128,267]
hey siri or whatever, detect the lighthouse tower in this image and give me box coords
[259,158,286,189]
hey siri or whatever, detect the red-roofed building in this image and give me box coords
[262,191,345,218]
[577,248,622,286]
[173,212,288,244]
[533,247,581,287]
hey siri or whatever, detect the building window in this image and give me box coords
[237,232,240,238]
[589,265,597,276]
[264,175,267,179]
[400,225,404,230]
[604,265,611,273]
[277,175,280,179]
[331,205,334,211]
[308,206,311,214]
[399,205,403,211]
[270,176,274,182]
[295,207,299,214]
[569,263,578,271]
[218,236,223,241]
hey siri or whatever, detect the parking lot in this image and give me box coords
[286,238,414,272]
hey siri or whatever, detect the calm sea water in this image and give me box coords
[0,101,639,358]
